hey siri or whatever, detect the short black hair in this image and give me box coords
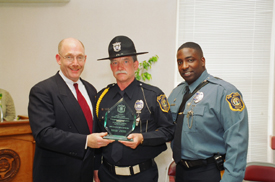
[178,42,203,58]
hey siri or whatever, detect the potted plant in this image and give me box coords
[135,55,158,81]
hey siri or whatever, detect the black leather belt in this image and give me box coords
[103,158,154,176]
[179,155,225,169]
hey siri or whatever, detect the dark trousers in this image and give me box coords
[98,162,158,182]
[176,162,221,182]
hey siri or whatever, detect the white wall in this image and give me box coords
[0,0,177,116]
[0,0,177,181]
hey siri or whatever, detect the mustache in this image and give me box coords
[115,70,128,75]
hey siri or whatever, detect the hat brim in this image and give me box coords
[97,52,148,61]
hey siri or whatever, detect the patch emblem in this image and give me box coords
[117,104,126,113]
[157,95,170,112]
[113,42,121,52]
[226,92,245,111]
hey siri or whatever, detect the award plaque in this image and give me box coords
[104,98,136,141]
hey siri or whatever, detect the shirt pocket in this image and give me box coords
[169,112,177,122]
[182,105,205,133]
[170,105,179,122]
[135,109,153,132]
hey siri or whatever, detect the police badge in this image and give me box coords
[113,42,121,52]
[194,91,204,103]
[134,100,144,114]
[134,100,144,126]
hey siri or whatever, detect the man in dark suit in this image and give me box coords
[28,38,113,182]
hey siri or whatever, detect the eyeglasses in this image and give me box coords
[59,54,85,62]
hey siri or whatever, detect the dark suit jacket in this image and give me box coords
[28,72,97,182]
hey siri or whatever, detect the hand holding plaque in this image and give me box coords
[103,98,136,141]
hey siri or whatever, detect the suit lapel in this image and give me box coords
[54,73,90,134]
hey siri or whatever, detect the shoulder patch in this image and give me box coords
[157,94,170,112]
[226,92,245,112]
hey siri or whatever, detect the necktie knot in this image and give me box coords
[185,86,190,95]
[74,83,79,90]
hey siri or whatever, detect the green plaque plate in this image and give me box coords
[104,98,136,141]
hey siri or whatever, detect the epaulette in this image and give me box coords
[98,83,116,94]
[107,83,116,87]
[177,81,186,87]
[137,81,162,95]
[206,76,223,84]
[208,76,236,92]
[214,76,222,80]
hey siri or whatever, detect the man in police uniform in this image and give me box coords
[168,42,248,182]
[94,35,175,182]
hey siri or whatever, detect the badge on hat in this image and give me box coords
[157,95,170,112]
[226,92,245,111]
[113,42,121,52]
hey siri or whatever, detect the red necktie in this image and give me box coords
[74,83,93,133]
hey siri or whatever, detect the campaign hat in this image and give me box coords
[98,35,148,60]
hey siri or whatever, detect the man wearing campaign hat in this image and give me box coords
[94,35,175,182]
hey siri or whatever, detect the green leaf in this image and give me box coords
[144,72,152,80]
[136,75,141,81]
[135,55,158,82]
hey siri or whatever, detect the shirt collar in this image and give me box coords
[111,79,137,99]
[59,70,82,86]
[188,70,209,93]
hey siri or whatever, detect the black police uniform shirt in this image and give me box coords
[96,79,175,166]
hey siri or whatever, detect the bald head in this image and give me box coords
[58,38,85,54]
[56,38,87,82]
